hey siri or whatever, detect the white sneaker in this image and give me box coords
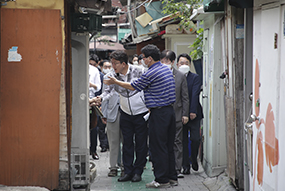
[146,180,171,188]
[177,173,184,178]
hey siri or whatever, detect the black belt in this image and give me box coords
[150,104,173,110]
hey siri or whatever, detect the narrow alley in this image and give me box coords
[90,150,209,191]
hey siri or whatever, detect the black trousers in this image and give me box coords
[97,116,109,149]
[90,107,98,153]
[149,105,177,183]
[120,110,148,176]
[182,118,201,169]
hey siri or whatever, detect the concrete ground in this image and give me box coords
[90,150,211,191]
[0,150,236,191]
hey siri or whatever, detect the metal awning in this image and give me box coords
[229,0,253,8]
[203,0,224,12]
[190,5,223,21]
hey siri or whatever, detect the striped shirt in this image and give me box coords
[131,61,176,108]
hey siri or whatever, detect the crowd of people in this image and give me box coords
[88,44,203,188]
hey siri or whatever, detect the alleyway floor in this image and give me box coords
[89,150,210,191]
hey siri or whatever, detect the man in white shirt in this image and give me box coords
[89,55,101,160]
[90,50,148,183]
[89,57,101,98]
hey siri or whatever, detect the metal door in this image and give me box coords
[0,9,62,189]
[251,4,282,191]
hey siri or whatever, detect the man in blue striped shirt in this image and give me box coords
[105,44,177,188]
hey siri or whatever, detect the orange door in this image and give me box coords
[0,9,62,189]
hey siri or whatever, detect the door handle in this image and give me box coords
[244,114,260,132]
[250,114,260,122]
[249,93,253,101]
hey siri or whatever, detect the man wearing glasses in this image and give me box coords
[103,45,178,189]
[90,50,148,183]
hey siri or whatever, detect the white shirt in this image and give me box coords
[100,64,148,115]
[89,65,101,98]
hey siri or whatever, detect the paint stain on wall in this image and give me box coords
[264,103,279,173]
[253,59,279,190]
[257,133,264,185]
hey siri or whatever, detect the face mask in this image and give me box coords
[141,60,148,68]
[163,64,172,70]
[179,65,190,75]
[103,68,111,74]
[133,61,138,65]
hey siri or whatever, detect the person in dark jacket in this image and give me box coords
[177,53,203,174]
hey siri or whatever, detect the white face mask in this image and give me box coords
[178,65,190,75]
[133,61,138,65]
[103,68,111,74]
[163,64,172,70]
[141,60,148,68]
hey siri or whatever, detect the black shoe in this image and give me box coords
[101,147,107,152]
[92,152,99,160]
[192,162,199,171]
[182,168,190,175]
[131,174,142,182]
[118,174,132,182]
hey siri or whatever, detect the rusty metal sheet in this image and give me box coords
[0,8,62,189]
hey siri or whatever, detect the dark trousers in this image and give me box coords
[120,110,148,176]
[90,107,98,153]
[182,118,201,169]
[149,105,177,183]
[97,116,109,149]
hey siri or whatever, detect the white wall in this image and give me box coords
[201,14,227,177]
[251,3,285,190]
[163,34,197,72]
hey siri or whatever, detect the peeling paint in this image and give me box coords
[56,49,60,65]
[8,46,22,62]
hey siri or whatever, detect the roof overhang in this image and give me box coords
[190,5,224,21]
[203,0,224,12]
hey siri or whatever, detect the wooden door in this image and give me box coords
[0,8,62,189]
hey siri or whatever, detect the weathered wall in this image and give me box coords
[1,0,68,189]
[251,2,284,190]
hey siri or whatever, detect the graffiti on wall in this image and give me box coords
[253,59,279,190]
